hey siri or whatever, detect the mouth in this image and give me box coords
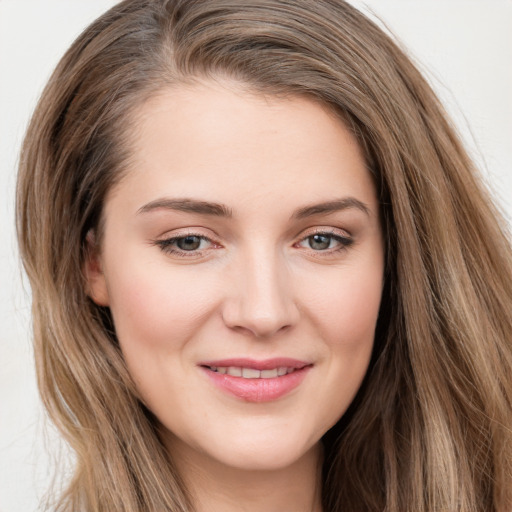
[199,358,312,402]
[205,365,300,378]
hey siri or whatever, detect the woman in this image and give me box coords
[16,0,512,511]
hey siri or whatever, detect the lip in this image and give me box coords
[199,357,310,371]
[198,358,312,403]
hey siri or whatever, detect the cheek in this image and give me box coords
[103,258,224,411]
[105,257,221,355]
[336,272,382,341]
[330,271,382,383]
[302,261,383,346]
[305,262,382,407]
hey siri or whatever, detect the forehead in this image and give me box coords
[106,79,377,218]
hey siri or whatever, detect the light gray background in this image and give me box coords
[1,1,511,510]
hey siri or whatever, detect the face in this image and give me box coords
[86,80,384,473]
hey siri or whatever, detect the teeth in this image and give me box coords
[210,366,296,378]
[242,368,261,379]
[227,367,242,377]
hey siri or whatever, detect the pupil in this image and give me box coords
[310,234,330,250]
[177,236,201,251]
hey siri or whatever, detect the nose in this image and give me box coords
[221,248,300,338]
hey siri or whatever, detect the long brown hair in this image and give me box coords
[16,1,512,510]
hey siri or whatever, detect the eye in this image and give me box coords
[154,233,216,256]
[296,231,353,252]
[305,234,334,250]
[175,235,205,251]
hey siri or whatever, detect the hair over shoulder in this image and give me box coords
[16,0,512,510]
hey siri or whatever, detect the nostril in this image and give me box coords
[226,319,293,339]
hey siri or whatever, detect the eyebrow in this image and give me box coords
[137,196,370,219]
[137,198,233,217]
[292,197,371,219]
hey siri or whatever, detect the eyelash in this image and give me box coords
[295,229,354,253]
[153,233,215,258]
[153,229,353,258]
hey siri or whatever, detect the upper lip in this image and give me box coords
[198,358,311,371]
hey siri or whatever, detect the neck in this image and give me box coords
[167,439,323,512]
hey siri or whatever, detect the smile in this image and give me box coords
[199,358,312,402]
[207,366,296,378]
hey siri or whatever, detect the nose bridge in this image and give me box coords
[223,242,299,337]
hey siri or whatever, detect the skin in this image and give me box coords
[86,79,384,512]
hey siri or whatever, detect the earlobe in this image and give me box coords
[84,230,110,306]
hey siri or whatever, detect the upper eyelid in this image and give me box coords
[156,227,219,241]
[297,226,352,239]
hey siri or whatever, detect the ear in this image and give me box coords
[84,230,110,306]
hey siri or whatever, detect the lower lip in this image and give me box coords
[201,366,311,403]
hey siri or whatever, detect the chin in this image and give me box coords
[200,430,319,472]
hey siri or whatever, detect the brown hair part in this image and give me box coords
[16,1,512,510]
